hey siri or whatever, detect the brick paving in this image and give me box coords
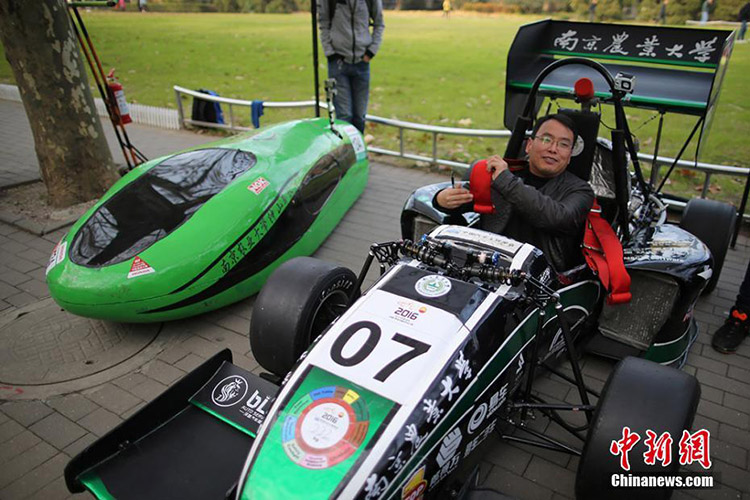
[1,98,749,499]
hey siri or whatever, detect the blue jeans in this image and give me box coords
[740,20,748,40]
[328,60,370,133]
[700,10,709,24]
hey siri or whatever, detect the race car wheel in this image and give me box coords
[249,257,358,377]
[576,357,700,500]
[679,198,736,294]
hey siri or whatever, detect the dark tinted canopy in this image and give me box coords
[70,148,256,268]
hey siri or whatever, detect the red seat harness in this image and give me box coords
[582,201,631,304]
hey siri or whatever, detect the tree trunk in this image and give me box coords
[0,0,118,208]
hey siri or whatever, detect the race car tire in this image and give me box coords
[576,357,700,500]
[249,257,358,377]
[679,198,736,295]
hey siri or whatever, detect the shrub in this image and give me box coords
[570,0,626,20]
[265,0,297,12]
[714,0,746,21]
[461,2,519,13]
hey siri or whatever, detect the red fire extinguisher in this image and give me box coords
[107,69,132,125]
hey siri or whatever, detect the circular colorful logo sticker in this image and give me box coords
[282,386,369,469]
[415,275,452,298]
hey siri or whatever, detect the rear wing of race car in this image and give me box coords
[64,349,279,500]
[504,19,735,156]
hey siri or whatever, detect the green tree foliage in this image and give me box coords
[494,0,571,13]
[213,0,239,10]
[637,0,661,22]
[658,0,703,24]
[156,0,749,18]
[638,0,712,24]
[714,0,748,20]
[571,0,624,20]
[210,0,299,12]
[265,0,297,11]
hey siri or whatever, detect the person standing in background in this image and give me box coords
[443,0,451,18]
[712,260,750,353]
[739,2,750,42]
[318,0,385,134]
[659,0,668,24]
[701,0,713,24]
[589,0,597,22]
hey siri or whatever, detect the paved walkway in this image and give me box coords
[0,98,749,499]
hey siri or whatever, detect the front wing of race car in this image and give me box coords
[64,350,279,499]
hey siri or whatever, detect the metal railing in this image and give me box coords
[174,85,511,167]
[174,86,317,132]
[173,85,749,234]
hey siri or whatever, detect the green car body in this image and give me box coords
[46,118,368,322]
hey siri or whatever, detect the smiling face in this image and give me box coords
[525,118,575,178]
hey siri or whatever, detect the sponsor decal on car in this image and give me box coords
[389,300,428,326]
[190,361,278,436]
[211,375,249,407]
[414,275,452,298]
[46,239,67,275]
[434,225,524,254]
[219,190,294,274]
[127,256,155,279]
[282,386,369,469]
[436,429,462,468]
[248,176,270,195]
[341,124,367,162]
[401,466,428,500]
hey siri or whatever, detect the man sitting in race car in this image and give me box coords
[433,113,595,272]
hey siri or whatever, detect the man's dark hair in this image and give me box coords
[531,113,578,145]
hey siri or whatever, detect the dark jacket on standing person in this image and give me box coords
[433,164,594,272]
[740,2,750,21]
[318,0,385,64]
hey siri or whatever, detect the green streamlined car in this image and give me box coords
[45,118,368,322]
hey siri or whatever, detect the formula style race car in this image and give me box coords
[65,225,702,500]
[402,19,738,367]
[45,117,368,322]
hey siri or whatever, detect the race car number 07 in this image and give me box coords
[330,320,430,382]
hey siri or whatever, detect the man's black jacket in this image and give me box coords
[433,165,594,272]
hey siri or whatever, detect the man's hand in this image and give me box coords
[363,54,372,63]
[436,185,473,209]
[486,155,508,181]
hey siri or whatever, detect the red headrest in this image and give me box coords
[469,160,494,214]
[574,78,595,101]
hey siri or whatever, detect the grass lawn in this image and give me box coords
[1,11,748,205]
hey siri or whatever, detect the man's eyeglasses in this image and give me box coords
[532,134,573,151]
